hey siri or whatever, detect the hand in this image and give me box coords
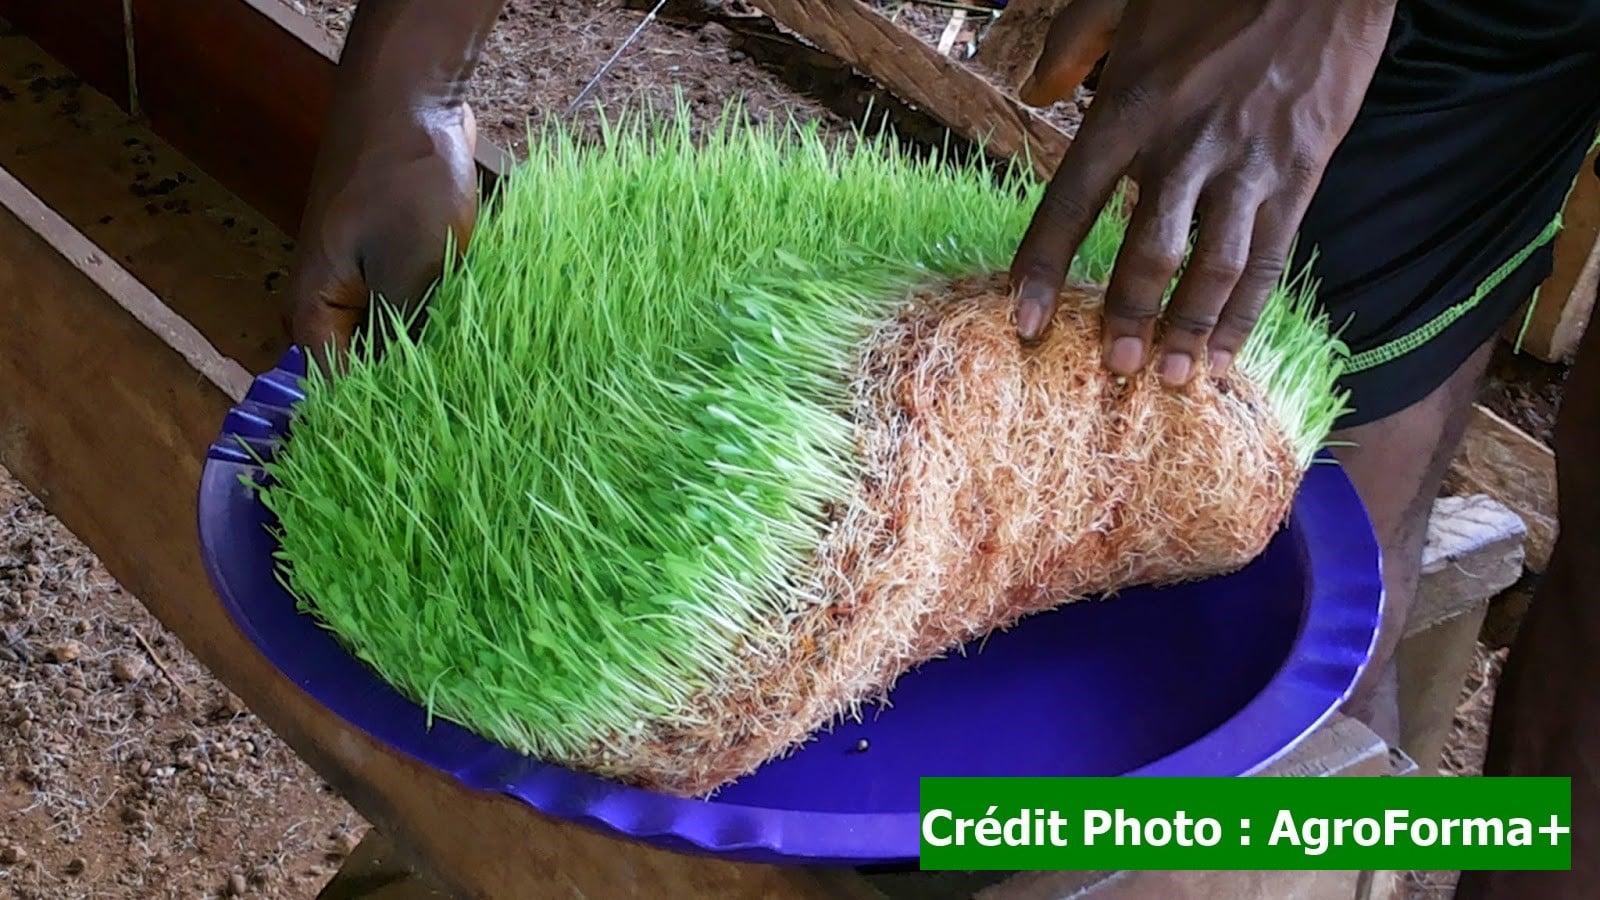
[1008,0,1395,385]
[285,103,481,373]
[282,0,506,374]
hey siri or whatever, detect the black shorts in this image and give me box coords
[1291,0,1600,428]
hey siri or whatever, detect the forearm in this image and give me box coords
[333,0,508,115]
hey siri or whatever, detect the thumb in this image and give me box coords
[1018,0,1126,107]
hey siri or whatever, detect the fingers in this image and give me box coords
[1201,191,1306,378]
[288,268,367,379]
[359,191,479,347]
[287,226,447,379]
[1009,103,1142,343]
[1150,177,1265,384]
[1099,166,1205,378]
[1019,0,1127,107]
[286,177,478,378]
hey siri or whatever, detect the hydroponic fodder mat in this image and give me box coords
[197,106,1384,865]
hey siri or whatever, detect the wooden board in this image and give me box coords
[748,0,1071,180]
[1397,495,1526,773]
[1447,405,1558,573]
[0,0,127,108]
[1506,141,1600,364]
[0,0,510,237]
[1405,495,1527,637]
[0,28,291,373]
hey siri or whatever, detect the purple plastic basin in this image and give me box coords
[196,346,1383,867]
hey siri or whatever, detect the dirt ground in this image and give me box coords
[0,1,1570,898]
[0,471,364,899]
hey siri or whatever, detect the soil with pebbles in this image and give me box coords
[0,470,363,899]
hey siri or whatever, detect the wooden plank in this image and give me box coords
[1405,495,1526,637]
[1259,714,1395,779]
[316,830,451,900]
[0,27,291,373]
[1505,141,1600,363]
[1400,607,1490,775]
[1397,495,1525,773]
[972,0,1077,91]
[748,0,1071,180]
[128,0,342,234]
[0,164,881,900]
[1,0,510,239]
[624,0,1023,167]
[1446,405,1558,573]
[0,2,128,110]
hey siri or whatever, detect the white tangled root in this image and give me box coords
[577,273,1302,797]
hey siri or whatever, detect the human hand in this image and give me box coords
[283,0,505,375]
[285,103,481,374]
[1008,0,1395,385]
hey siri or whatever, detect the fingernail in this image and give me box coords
[1105,336,1145,375]
[1014,281,1055,341]
[1160,352,1192,386]
[1016,303,1046,341]
[1209,350,1233,378]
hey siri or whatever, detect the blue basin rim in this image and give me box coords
[195,345,1384,867]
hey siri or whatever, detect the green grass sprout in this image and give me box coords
[253,97,1349,765]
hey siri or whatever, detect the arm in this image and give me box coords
[1008,0,1396,384]
[286,0,508,372]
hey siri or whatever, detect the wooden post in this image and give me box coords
[1446,405,1557,575]
[1397,495,1526,773]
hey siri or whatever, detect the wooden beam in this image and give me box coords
[1398,495,1526,774]
[623,0,1020,168]
[0,1,127,108]
[1447,405,1558,574]
[972,0,1077,91]
[0,0,510,238]
[315,830,451,900]
[747,0,1071,180]
[1405,495,1528,636]
[1505,141,1599,364]
[0,163,882,900]
[0,27,293,374]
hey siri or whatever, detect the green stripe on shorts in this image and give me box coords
[1343,128,1599,375]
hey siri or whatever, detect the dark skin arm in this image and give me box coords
[286,0,508,373]
[1010,0,1396,385]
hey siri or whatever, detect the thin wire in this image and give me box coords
[567,0,671,115]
